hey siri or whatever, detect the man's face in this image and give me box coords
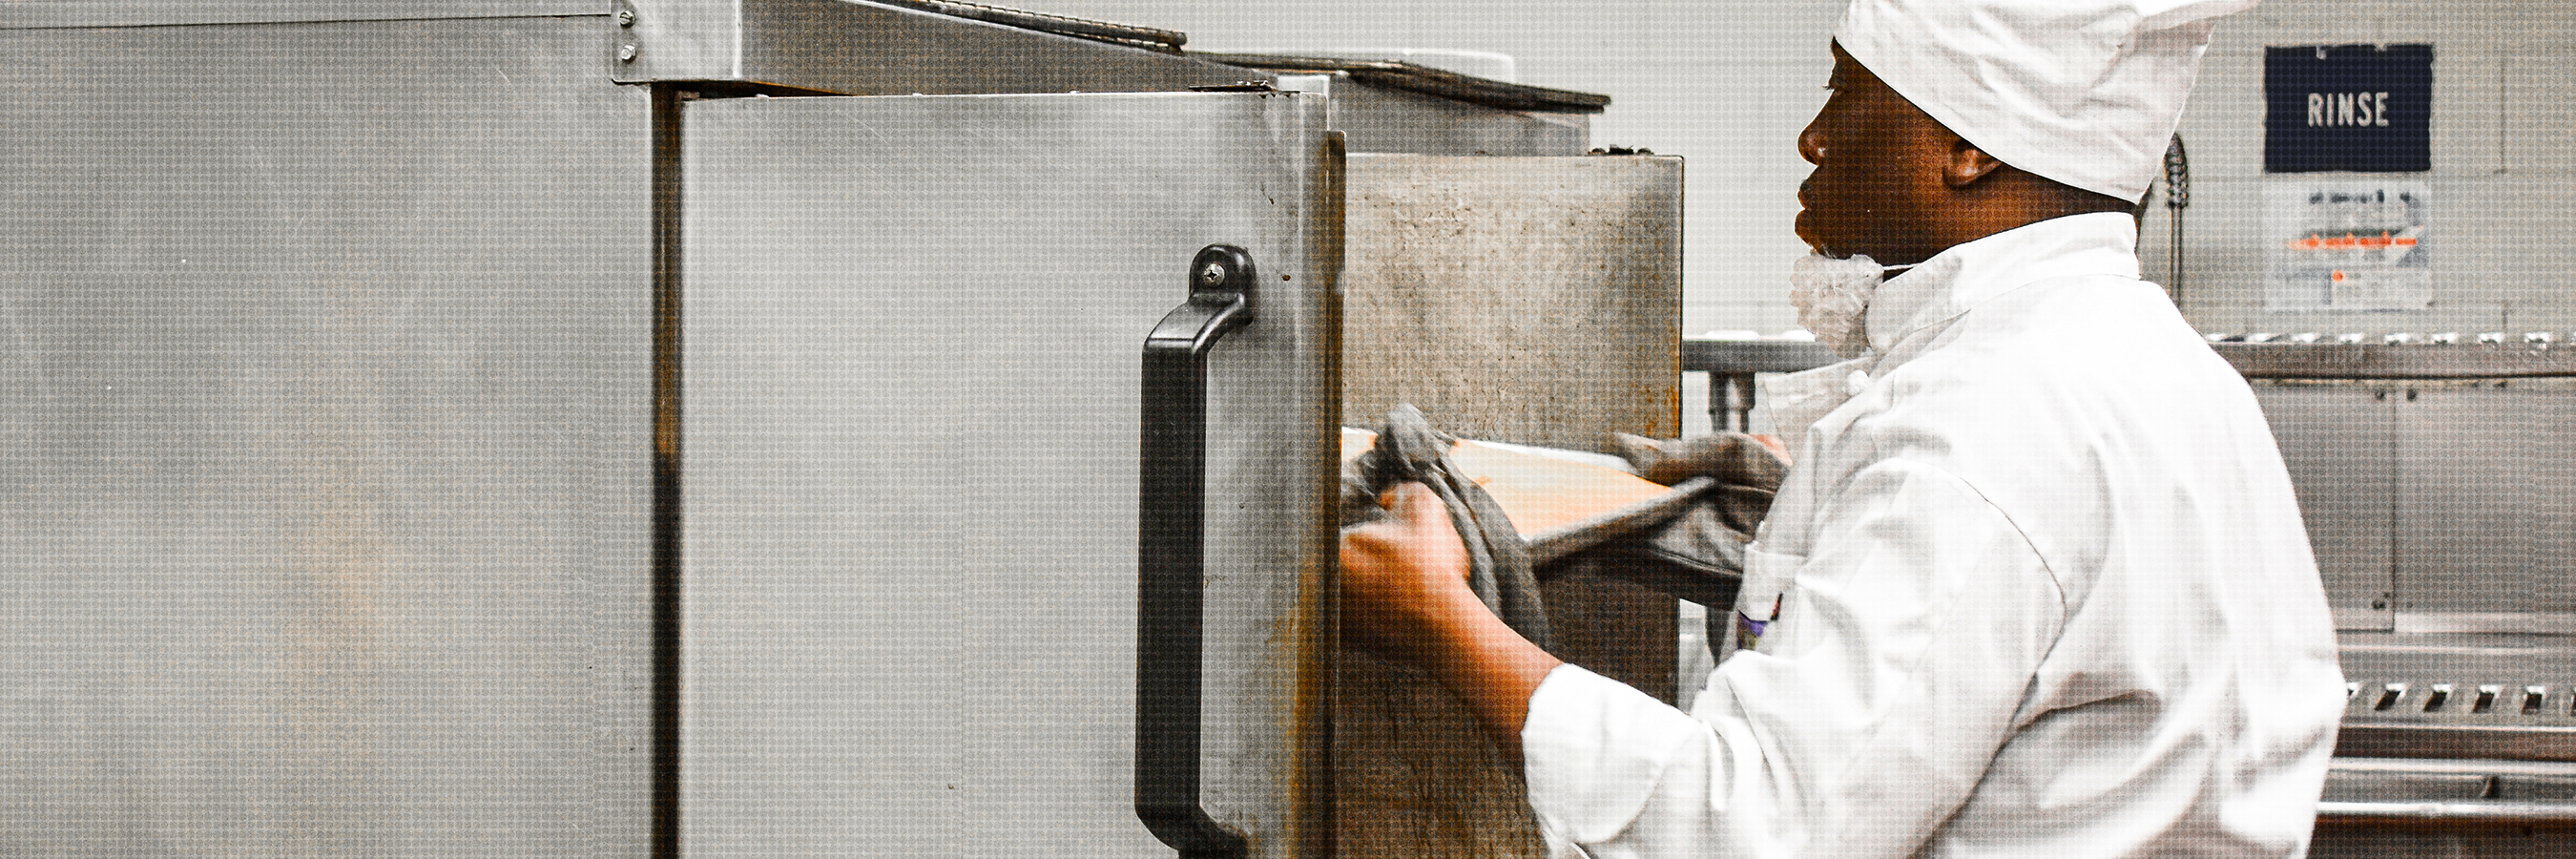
[1795,45,1954,264]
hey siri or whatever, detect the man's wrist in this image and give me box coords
[1419,588,1565,744]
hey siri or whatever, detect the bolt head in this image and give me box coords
[617,43,640,62]
[615,8,636,27]
[1197,262,1227,286]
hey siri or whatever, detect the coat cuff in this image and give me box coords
[1520,663,1707,845]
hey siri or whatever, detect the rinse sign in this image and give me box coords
[2264,44,2433,173]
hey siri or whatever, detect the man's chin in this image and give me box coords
[1793,214,1836,257]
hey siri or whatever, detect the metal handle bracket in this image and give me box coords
[1135,244,1257,859]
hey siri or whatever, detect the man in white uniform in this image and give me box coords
[1338,1,2349,856]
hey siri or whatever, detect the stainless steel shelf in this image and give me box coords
[2213,343,2576,380]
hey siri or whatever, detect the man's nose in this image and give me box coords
[1798,121,1827,165]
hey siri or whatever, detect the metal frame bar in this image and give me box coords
[1679,340,1839,433]
[615,0,1254,94]
[2320,758,2576,828]
[1679,336,2576,435]
[2317,800,2576,827]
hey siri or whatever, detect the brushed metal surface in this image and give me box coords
[0,17,652,857]
[2252,377,2576,634]
[2252,383,2399,632]
[2394,381,2576,627]
[678,91,1337,858]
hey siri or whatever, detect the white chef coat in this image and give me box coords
[1522,213,2345,858]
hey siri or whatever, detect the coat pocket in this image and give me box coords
[1721,545,1804,660]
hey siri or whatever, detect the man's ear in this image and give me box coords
[1943,137,2008,188]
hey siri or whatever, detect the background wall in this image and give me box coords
[2167,0,2576,337]
[1018,0,2576,338]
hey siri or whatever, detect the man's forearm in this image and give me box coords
[1414,584,1566,752]
[1340,482,1566,751]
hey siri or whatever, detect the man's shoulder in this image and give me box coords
[1876,275,2239,410]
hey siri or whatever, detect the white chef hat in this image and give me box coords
[1834,0,2261,201]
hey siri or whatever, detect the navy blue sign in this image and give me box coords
[2264,44,2433,173]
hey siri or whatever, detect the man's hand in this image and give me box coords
[1340,482,1564,744]
[1339,482,1474,663]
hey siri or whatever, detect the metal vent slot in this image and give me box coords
[2337,678,2576,761]
[2342,680,2576,725]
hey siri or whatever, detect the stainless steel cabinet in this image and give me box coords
[0,3,1642,855]
[2254,379,2576,634]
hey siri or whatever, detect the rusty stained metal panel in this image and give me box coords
[1333,153,1682,859]
[1339,154,1684,450]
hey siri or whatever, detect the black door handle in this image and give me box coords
[1135,245,1257,859]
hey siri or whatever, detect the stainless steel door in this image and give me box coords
[2254,383,2399,632]
[2393,380,2576,633]
[2255,379,2576,635]
[678,92,1339,858]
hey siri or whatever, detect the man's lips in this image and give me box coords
[1793,178,1831,253]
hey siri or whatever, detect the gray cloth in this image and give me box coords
[1610,431,1789,518]
[1339,412,1792,652]
[1529,432,1790,610]
[1340,404,1553,652]
[1594,431,1790,660]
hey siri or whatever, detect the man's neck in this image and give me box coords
[1946,167,2136,251]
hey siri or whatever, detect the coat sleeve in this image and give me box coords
[1522,456,2066,858]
